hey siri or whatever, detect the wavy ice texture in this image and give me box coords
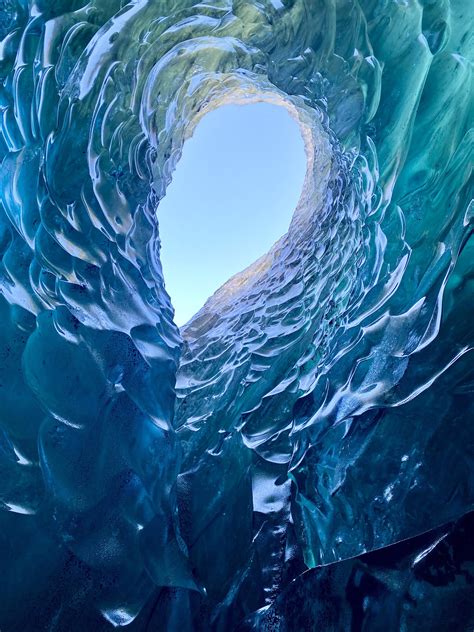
[0,0,473,630]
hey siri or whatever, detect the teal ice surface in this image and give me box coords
[0,0,473,630]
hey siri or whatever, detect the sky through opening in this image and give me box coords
[158,102,307,326]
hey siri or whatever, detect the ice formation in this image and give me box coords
[0,0,473,630]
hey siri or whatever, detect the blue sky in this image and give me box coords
[157,102,306,326]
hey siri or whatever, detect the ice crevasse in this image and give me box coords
[0,0,473,630]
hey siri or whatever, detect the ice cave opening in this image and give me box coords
[157,102,307,326]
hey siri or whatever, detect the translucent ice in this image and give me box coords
[0,0,473,630]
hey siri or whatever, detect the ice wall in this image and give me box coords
[0,0,473,630]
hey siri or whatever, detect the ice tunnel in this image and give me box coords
[0,1,473,630]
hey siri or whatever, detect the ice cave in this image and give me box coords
[0,0,473,630]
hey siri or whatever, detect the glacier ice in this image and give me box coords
[0,0,473,630]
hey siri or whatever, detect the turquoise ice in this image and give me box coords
[0,0,473,630]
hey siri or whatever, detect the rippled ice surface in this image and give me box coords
[0,1,473,630]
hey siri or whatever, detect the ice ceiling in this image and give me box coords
[0,0,473,630]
